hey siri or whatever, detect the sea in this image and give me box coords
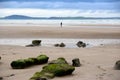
[0,19,120,48]
[0,19,120,28]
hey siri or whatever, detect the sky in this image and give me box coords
[0,0,120,17]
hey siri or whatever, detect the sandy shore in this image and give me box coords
[0,26,120,38]
[0,25,120,80]
[0,44,120,80]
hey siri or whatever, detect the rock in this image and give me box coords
[0,77,3,80]
[30,57,75,80]
[11,55,49,69]
[32,40,41,46]
[0,56,1,60]
[36,78,47,80]
[48,57,68,64]
[59,43,66,47]
[42,64,75,76]
[114,60,120,70]
[36,55,49,64]
[26,44,34,47]
[72,58,81,67]
[54,44,59,47]
[76,41,86,48]
[54,43,66,47]
[11,59,26,69]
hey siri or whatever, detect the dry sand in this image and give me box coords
[0,25,120,80]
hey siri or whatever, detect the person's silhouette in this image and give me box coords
[60,22,62,28]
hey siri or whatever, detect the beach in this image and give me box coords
[0,25,120,38]
[0,25,120,80]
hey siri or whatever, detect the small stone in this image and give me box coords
[72,58,81,67]
[0,77,3,80]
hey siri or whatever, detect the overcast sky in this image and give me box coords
[0,0,120,17]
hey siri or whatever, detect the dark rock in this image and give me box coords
[72,58,81,67]
[32,40,41,46]
[36,78,47,80]
[25,44,34,47]
[11,55,49,69]
[59,43,66,47]
[114,60,120,70]
[0,77,3,80]
[76,41,86,48]
[54,44,59,47]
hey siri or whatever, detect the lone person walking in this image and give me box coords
[60,22,62,28]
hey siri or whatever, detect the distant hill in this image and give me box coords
[1,15,120,19]
[2,15,40,19]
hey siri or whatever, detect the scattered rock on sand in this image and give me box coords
[76,41,86,48]
[26,40,41,47]
[114,60,120,70]
[0,77,3,80]
[54,43,66,47]
[72,58,81,67]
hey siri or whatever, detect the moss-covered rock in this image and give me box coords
[30,72,54,80]
[32,40,41,46]
[42,64,75,76]
[49,57,68,64]
[114,60,120,70]
[36,55,49,64]
[30,57,75,80]
[11,55,49,69]
[11,59,26,69]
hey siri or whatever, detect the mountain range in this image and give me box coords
[1,15,120,19]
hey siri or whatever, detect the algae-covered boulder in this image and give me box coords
[24,58,35,66]
[11,55,49,69]
[42,64,75,76]
[49,57,68,64]
[30,57,75,80]
[114,60,120,70]
[11,59,26,69]
[32,40,41,46]
[36,55,49,64]
[30,72,54,80]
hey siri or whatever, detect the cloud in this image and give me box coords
[0,1,120,11]
[0,8,120,17]
[0,0,119,2]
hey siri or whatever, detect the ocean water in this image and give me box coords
[0,38,120,48]
[0,19,120,28]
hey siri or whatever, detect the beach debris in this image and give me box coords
[30,57,75,80]
[72,58,81,67]
[114,60,120,70]
[76,41,86,48]
[54,43,66,47]
[26,40,41,47]
[11,55,49,69]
